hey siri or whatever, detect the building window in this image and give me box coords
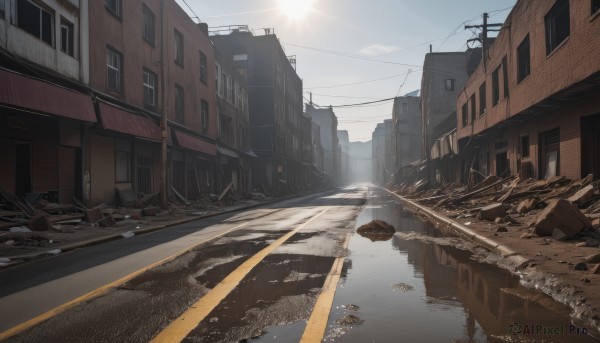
[221,71,227,98]
[594,0,600,15]
[142,5,155,45]
[107,47,122,93]
[545,0,570,55]
[143,69,156,107]
[521,135,530,158]
[215,64,222,97]
[1,0,6,19]
[470,95,476,123]
[17,0,53,46]
[105,0,121,18]
[136,156,152,194]
[115,139,131,183]
[201,100,209,130]
[60,18,74,56]
[461,103,468,128]
[502,56,509,98]
[444,79,455,91]
[199,51,207,84]
[174,85,184,123]
[517,35,530,83]
[174,29,184,66]
[226,75,233,103]
[492,67,500,106]
[479,82,486,116]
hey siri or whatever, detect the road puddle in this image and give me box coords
[325,188,598,342]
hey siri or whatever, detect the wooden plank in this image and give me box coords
[217,182,234,202]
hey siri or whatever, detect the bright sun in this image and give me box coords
[278,0,316,20]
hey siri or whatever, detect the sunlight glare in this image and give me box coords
[278,0,317,20]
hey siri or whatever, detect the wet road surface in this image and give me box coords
[1,186,598,342]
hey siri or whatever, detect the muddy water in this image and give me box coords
[325,188,598,342]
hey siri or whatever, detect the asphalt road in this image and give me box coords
[0,186,367,342]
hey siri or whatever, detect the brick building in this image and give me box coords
[456,0,600,183]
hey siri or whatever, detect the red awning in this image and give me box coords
[98,102,161,141]
[0,69,96,122]
[174,130,217,156]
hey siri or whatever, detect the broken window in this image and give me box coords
[201,99,209,130]
[60,18,74,57]
[521,135,530,158]
[479,82,486,116]
[492,67,500,106]
[594,0,600,15]
[105,0,121,18]
[517,35,530,83]
[142,5,155,45]
[444,79,455,91]
[502,56,509,98]
[461,103,468,128]
[106,47,122,93]
[199,51,207,84]
[17,0,53,46]
[143,69,156,107]
[545,0,570,55]
[174,84,184,123]
[115,139,131,183]
[174,29,184,66]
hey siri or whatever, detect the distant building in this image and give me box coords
[337,130,350,184]
[457,0,600,183]
[311,121,325,188]
[305,104,339,186]
[392,95,421,171]
[372,120,394,185]
[349,141,372,183]
[211,27,306,195]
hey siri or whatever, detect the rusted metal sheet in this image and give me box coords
[0,69,96,122]
[98,102,161,141]
[174,130,217,156]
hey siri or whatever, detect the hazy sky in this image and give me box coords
[177,0,516,142]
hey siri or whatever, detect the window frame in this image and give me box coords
[60,17,74,57]
[492,66,500,106]
[545,0,570,55]
[143,68,157,108]
[174,29,184,67]
[444,79,455,91]
[174,84,185,123]
[199,51,208,84]
[594,0,600,15]
[106,46,123,93]
[502,56,509,98]
[517,35,531,83]
[16,0,54,46]
[461,103,468,128]
[105,0,122,19]
[201,99,209,131]
[142,4,155,46]
[520,135,530,158]
[479,82,486,116]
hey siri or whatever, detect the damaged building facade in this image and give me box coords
[305,104,340,186]
[457,0,600,184]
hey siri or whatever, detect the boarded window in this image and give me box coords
[517,35,530,83]
[17,0,53,46]
[545,0,570,54]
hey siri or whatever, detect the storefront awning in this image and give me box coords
[174,130,217,156]
[217,145,239,158]
[98,102,161,141]
[0,69,96,122]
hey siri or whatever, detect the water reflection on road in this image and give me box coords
[326,188,597,342]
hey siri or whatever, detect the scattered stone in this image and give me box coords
[343,304,360,311]
[142,207,161,217]
[574,262,588,271]
[577,239,600,248]
[4,240,15,246]
[568,185,596,206]
[335,314,361,326]
[585,253,600,264]
[496,226,508,233]
[97,215,116,228]
[592,264,600,274]
[129,212,142,220]
[558,260,568,264]
[121,231,135,238]
[356,220,395,242]
[521,232,534,239]
[84,208,103,223]
[517,198,538,214]
[9,226,31,233]
[479,203,507,221]
[494,217,503,223]
[392,283,414,292]
[29,213,53,231]
[534,200,592,238]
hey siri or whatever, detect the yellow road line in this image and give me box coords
[0,217,261,341]
[151,208,332,343]
[300,232,351,343]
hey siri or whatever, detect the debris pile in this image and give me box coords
[356,220,396,241]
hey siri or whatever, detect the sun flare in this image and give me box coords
[277,0,317,20]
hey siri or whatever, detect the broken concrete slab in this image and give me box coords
[142,207,161,217]
[84,208,103,224]
[585,253,600,264]
[517,197,538,214]
[97,215,116,228]
[534,200,592,238]
[568,185,596,206]
[29,213,53,231]
[479,203,507,221]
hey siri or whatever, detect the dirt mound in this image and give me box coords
[356,220,396,241]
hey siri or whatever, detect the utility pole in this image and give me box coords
[465,13,503,70]
[160,0,168,208]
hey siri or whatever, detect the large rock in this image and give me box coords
[479,203,507,221]
[517,198,538,214]
[356,220,396,241]
[534,199,592,238]
[29,213,52,231]
[568,185,595,206]
[84,208,103,223]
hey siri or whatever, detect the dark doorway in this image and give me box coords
[581,113,600,179]
[15,143,32,197]
[496,152,508,177]
[539,128,560,179]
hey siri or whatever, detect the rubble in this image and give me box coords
[569,185,596,206]
[356,220,396,241]
[479,203,507,221]
[534,200,592,238]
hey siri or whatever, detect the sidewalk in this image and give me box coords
[0,190,329,269]
[384,181,600,333]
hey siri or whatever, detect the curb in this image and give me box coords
[1,189,338,268]
[382,187,530,269]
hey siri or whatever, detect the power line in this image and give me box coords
[304,92,382,100]
[305,71,417,90]
[178,0,202,22]
[313,97,396,109]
